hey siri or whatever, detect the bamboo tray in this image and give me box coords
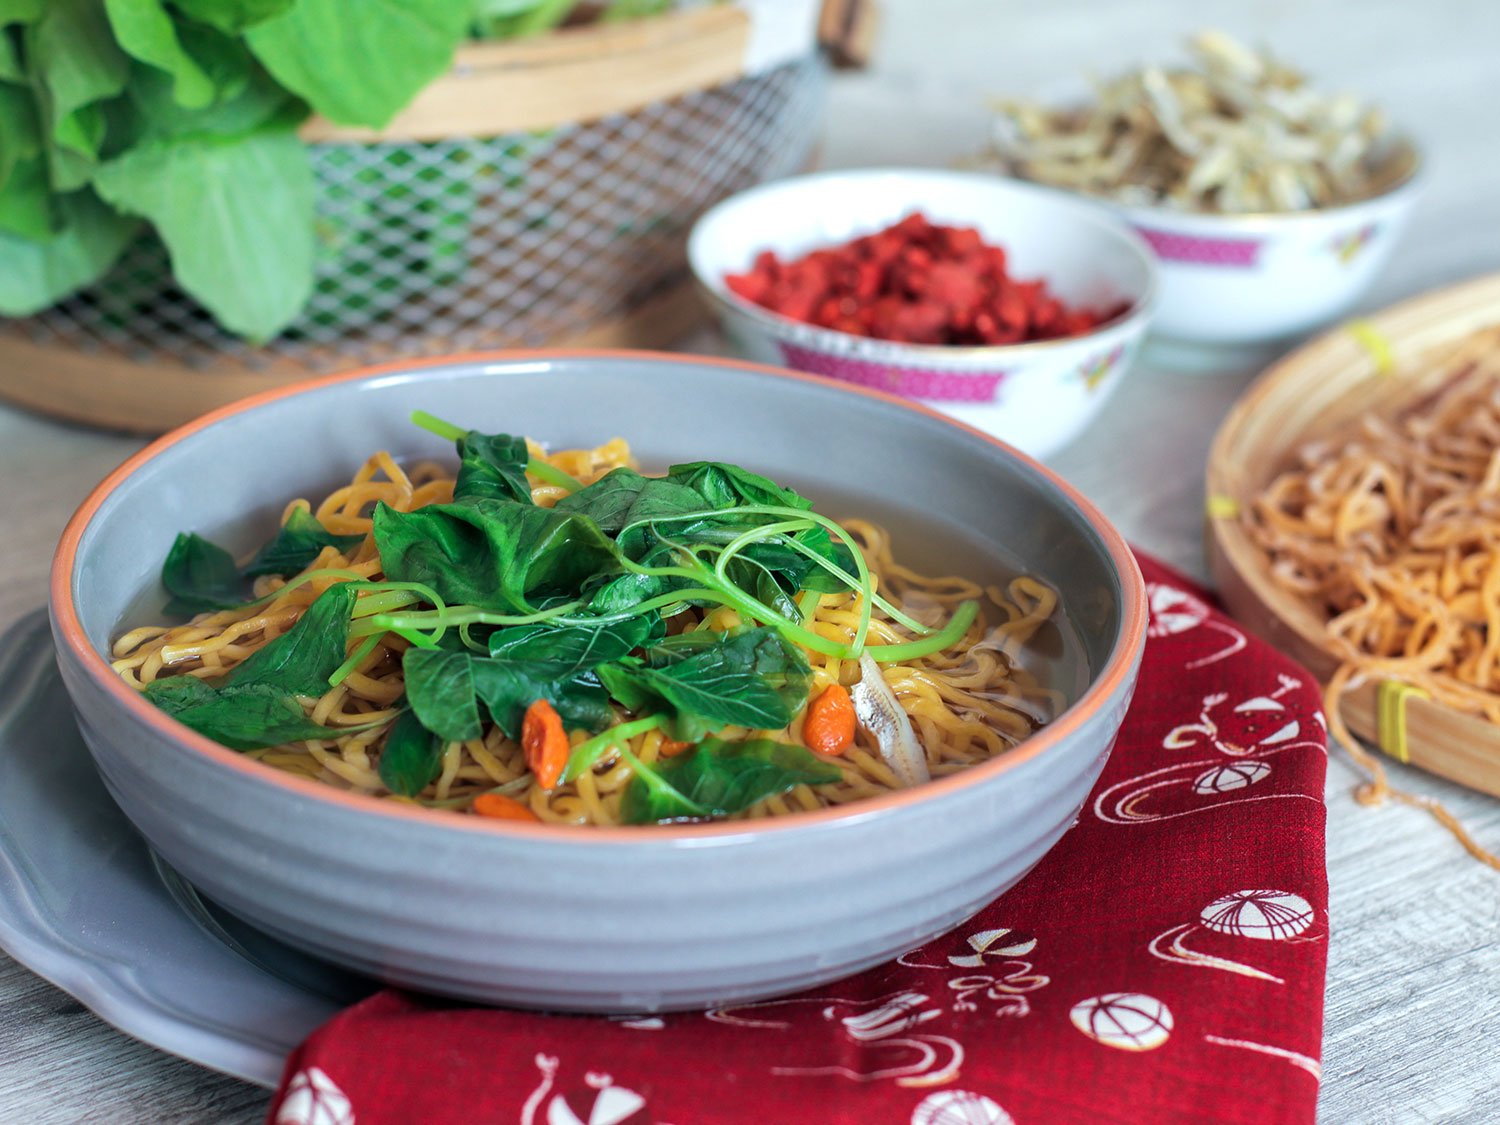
[1206,271,1500,798]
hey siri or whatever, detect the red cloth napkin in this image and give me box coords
[268,555,1329,1125]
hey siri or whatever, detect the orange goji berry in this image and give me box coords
[802,684,857,757]
[472,792,540,822]
[521,699,570,790]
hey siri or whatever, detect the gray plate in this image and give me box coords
[0,609,371,1088]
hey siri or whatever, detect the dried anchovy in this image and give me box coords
[983,31,1406,213]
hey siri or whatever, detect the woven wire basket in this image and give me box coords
[4,55,824,379]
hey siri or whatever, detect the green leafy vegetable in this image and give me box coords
[471,0,573,39]
[27,0,130,187]
[374,498,619,614]
[224,582,357,695]
[242,507,364,578]
[160,510,360,613]
[454,430,533,505]
[669,461,812,513]
[402,641,614,743]
[161,531,244,615]
[556,467,716,553]
[402,646,480,742]
[144,581,363,749]
[145,675,342,750]
[103,0,215,108]
[244,0,472,129]
[0,153,51,240]
[125,44,296,140]
[0,184,137,317]
[2,0,655,337]
[619,738,842,824]
[469,655,612,737]
[378,707,445,796]
[171,0,292,34]
[486,615,654,672]
[92,125,315,340]
[598,627,811,742]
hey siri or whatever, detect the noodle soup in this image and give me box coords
[111,417,1077,828]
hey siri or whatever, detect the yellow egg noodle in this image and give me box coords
[113,440,1062,826]
[1245,326,1500,868]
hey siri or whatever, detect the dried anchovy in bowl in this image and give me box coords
[984,31,1409,214]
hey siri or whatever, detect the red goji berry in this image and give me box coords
[722,212,1123,346]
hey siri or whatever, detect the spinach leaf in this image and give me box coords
[453,430,532,505]
[93,124,315,340]
[620,738,842,824]
[0,187,137,315]
[224,581,357,696]
[144,674,340,750]
[242,507,363,578]
[598,627,811,742]
[402,646,480,742]
[104,0,215,108]
[785,524,859,593]
[161,530,244,614]
[374,498,619,613]
[377,707,444,797]
[469,656,612,738]
[668,461,811,513]
[582,565,686,617]
[486,615,653,673]
[403,643,614,743]
[556,468,710,535]
[161,510,358,613]
[244,0,471,129]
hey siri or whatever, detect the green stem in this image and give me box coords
[526,458,584,492]
[621,556,853,657]
[410,410,466,442]
[348,599,586,641]
[864,599,980,662]
[411,408,582,492]
[328,634,381,687]
[560,714,666,783]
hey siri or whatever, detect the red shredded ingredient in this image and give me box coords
[724,212,1129,345]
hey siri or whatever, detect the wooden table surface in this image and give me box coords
[2,2,1497,1120]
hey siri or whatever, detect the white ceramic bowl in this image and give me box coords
[687,168,1158,460]
[1079,140,1423,347]
[51,351,1146,1013]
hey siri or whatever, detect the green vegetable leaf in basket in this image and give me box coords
[245,0,473,129]
[93,124,315,340]
[0,187,138,315]
[171,0,293,34]
[0,1,46,28]
[25,0,131,189]
[0,81,45,225]
[103,0,215,109]
[0,156,52,240]
[471,0,574,39]
[126,49,303,142]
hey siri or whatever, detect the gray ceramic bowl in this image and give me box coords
[51,351,1146,1012]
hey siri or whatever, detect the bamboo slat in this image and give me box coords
[0,282,705,434]
[298,6,751,142]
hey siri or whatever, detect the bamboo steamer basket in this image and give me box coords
[1206,271,1500,797]
[0,5,828,433]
